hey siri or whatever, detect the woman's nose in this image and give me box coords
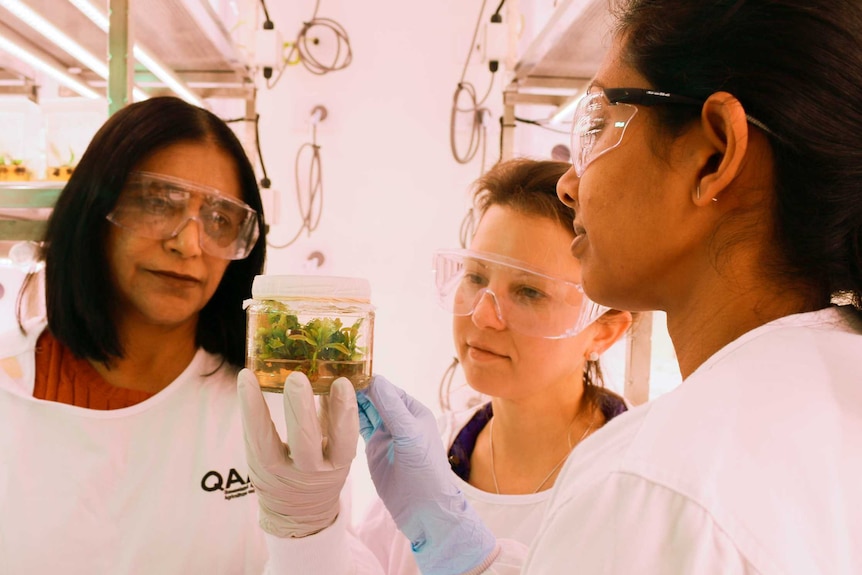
[556,165,579,208]
[471,289,506,330]
[164,217,204,257]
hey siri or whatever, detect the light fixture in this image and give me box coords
[0,0,107,77]
[0,0,149,101]
[68,0,205,107]
[66,0,106,29]
[132,47,204,107]
[0,30,100,99]
[549,89,585,125]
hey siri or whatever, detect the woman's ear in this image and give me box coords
[587,309,633,356]
[694,91,750,205]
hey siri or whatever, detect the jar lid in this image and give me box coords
[252,274,371,301]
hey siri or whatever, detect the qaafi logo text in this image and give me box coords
[201,468,256,500]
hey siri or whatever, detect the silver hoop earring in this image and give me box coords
[696,184,701,200]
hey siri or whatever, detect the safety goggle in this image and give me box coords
[432,249,609,339]
[571,87,706,177]
[106,171,260,260]
[572,88,702,177]
[571,87,776,177]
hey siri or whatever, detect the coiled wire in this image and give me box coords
[267,0,353,88]
[450,0,494,169]
[267,123,324,249]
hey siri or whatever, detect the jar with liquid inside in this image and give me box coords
[245,275,375,394]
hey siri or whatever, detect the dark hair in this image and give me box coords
[615,0,862,317]
[29,96,266,368]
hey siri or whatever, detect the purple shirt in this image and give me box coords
[447,390,628,481]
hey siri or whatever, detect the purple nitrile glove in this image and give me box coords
[356,374,499,575]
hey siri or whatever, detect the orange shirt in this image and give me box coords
[33,330,154,409]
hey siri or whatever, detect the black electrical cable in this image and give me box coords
[450,79,494,166]
[492,0,506,18]
[455,72,496,113]
[479,118,489,174]
[259,0,272,25]
[225,112,325,250]
[458,208,476,248]
[223,114,269,188]
[437,356,486,412]
[438,357,460,412]
[253,114,270,187]
[515,116,572,135]
[456,0,489,87]
[297,132,324,233]
[259,0,274,78]
[450,0,498,167]
[267,123,324,249]
[296,16,352,75]
[266,0,353,89]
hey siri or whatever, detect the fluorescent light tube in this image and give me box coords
[0,31,100,98]
[68,0,204,107]
[0,0,108,78]
[132,46,204,107]
[67,0,108,29]
[0,0,150,101]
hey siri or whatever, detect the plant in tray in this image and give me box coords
[47,146,76,181]
[10,158,29,181]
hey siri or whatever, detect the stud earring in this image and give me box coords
[698,184,719,203]
[588,351,599,362]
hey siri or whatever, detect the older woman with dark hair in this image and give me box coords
[42,96,265,368]
[0,96,275,571]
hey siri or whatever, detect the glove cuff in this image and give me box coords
[259,504,339,538]
[459,543,501,575]
[264,508,357,574]
[410,502,498,575]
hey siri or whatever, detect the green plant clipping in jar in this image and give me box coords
[254,304,367,378]
[246,275,375,394]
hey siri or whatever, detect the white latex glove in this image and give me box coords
[237,368,358,538]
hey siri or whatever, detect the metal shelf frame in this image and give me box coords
[0,181,61,243]
[0,0,256,107]
[0,0,259,238]
[500,0,613,161]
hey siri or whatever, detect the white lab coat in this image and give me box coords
[306,306,862,575]
[521,305,862,574]
[0,319,376,575]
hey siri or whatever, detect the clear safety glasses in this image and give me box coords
[432,249,609,339]
[571,87,703,176]
[106,171,260,260]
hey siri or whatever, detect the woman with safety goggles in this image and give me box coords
[344,159,632,574]
[351,0,862,574]
[0,96,274,572]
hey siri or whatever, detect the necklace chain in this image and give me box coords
[488,413,594,494]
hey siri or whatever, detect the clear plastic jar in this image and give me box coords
[245,275,375,394]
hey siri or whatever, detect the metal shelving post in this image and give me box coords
[108,0,132,116]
